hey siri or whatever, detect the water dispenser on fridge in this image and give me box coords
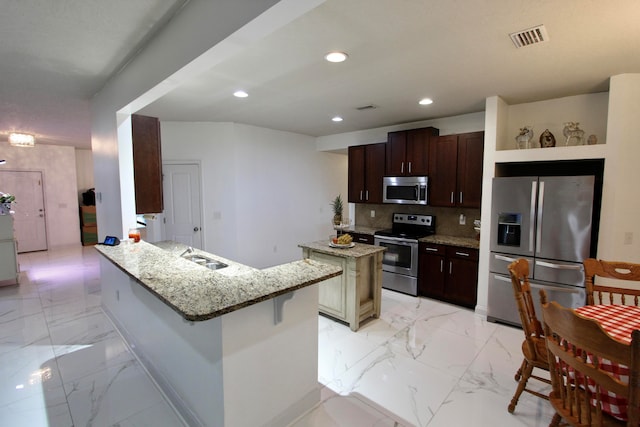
[497,213,521,247]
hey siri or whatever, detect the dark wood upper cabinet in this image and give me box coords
[428,131,484,208]
[456,131,484,208]
[428,135,459,206]
[348,142,385,204]
[385,127,438,176]
[132,114,164,214]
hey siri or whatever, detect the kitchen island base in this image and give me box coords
[300,241,385,331]
[100,257,321,427]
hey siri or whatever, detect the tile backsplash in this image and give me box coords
[354,203,480,238]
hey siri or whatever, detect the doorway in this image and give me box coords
[0,170,48,252]
[162,163,203,249]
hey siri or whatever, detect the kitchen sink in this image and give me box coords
[184,255,228,270]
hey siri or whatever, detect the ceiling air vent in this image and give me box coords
[356,105,377,111]
[509,25,549,48]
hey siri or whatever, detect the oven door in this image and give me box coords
[374,235,418,277]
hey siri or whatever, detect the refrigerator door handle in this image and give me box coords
[536,181,545,254]
[529,181,537,252]
[529,281,581,294]
[494,274,512,283]
[536,260,584,271]
[494,254,518,263]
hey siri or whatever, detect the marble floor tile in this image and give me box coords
[64,359,168,426]
[0,245,563,427]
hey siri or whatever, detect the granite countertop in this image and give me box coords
[419,235,480,249]
[95,240,342,322]
[298,240,386,258]
[341,226,380,236]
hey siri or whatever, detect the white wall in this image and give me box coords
[0,142,80,247]
[90,0,317,241]
[75,148,94,203]
[599,74,640,261]
[161,122,347,268]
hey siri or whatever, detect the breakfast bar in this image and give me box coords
[96,240,342,427]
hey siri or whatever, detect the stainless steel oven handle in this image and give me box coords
[375,235,418,244]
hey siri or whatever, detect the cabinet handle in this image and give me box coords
[360,190,363,201]
[449,261,453,275]
[450,192,454,204]
[455,251,470,257]
[401,162,404,174]
[408,162,412,174]
[365,190,369,200]
[440,259,443,272]
[459,192,463,204]
[425,247,438,252]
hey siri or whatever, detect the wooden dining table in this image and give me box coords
[574,304,640,421]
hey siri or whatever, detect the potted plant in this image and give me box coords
[0,192,15,215]
[331,194,343,225]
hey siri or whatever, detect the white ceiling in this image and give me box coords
[3,0,640,150]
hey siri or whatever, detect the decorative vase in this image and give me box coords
[539,129,556,148]
[515,126,534,149]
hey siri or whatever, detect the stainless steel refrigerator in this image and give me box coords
[487,175,595,326]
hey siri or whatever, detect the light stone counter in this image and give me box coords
[419,234,480,249]
[95,239,342,321]
[298,240,386,258]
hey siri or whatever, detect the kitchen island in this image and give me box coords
[96,240,342,427]
[299,240,385,331]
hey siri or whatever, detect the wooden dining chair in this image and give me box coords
[507,258,550,413]
[584,258,640,306]
[539,290,640,426]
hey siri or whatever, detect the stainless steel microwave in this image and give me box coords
[383,176,428,205]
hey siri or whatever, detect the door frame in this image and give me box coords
[0,168,49,252]
[161,160,204,249]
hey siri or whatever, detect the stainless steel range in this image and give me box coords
[374,213,435,296]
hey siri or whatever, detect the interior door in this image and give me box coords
[162,163,202,249]
[0,170,47,252]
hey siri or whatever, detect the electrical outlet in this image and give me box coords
[459,214,466,225]
[624,232,633,245]
[370,210,375,218]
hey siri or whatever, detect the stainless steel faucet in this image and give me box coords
[180,247,194,257]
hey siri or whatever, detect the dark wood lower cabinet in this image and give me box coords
[350,232,374,245]
[418,243,478,308]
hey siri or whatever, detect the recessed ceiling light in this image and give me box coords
[233,90,248,98]
[324,52,348,63]
[419,98,433,106]
[8,132,36,147]
[332,116,343,122]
